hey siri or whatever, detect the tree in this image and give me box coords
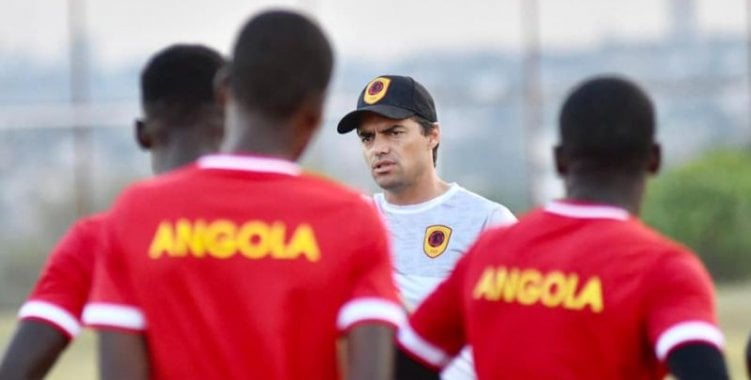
[643,149,751,282]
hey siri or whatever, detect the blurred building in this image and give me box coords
[0,0,749,307]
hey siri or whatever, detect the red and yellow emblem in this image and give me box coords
[363,77,391,104]
[423,225,452,258]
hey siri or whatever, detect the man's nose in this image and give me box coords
[372,135,390,155]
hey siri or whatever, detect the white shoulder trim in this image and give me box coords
[337,297,405,331]
[655,320,724,360]
[19,300,81,337]
[82,303,146,331]
[398,322,453,368]
[197,154,301,176]
[544,200,629,221]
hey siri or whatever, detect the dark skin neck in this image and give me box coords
[555,144,660,216]
[141,105,224,174]
[564,169,647,215]
[221,100,313,161]
[151,124,222,174]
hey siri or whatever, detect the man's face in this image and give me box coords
[356,112,437,193]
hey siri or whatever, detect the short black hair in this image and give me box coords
[230,10,333,119]
[141,44,226,123]
[559,76,655,172]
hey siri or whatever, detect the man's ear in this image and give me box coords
[289,95,324,160]
[134,119,151,150]
[213,65,231,107]
[647,143,661,175]
[428,122,440,150]
[298,94,324,133]
[554,145,567,176]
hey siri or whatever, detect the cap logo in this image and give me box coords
[363,77,391,105]
[423,225,452,258]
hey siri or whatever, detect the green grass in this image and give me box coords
[0,282,749,379]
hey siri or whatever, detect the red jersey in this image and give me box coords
[19,213,106,339]
[399,200,723,380]
[83,154,404,380]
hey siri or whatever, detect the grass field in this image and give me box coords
[0,282,749,379]
[716,281,751,379]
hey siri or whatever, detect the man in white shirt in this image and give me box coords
[337,75,517,380]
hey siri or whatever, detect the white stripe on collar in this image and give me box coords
[197,154,301,176]
[544,200,629,221]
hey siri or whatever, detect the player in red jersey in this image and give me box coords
[82,10,403,380]
[0,44,225,379]
[396,76,728,380]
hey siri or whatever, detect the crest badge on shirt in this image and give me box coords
[423,225,452,258]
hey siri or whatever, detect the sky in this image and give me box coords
[0,0,747,69]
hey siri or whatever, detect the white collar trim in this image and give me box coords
[544,200,629,221]
[197,154,301,176]
[376,183,460,214]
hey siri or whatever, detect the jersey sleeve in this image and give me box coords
[18,215,104,339]
[82,204,146,332]
[336,199,405,333]
[397,251,470,371]
[644,249,724,362]
[485,204,517,229]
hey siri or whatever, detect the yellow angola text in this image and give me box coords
[148,219,320,262]
[472,266,603,313]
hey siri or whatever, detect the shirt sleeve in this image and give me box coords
[644,249,724,362]
[18,215,104,339]
[485,204,517,230]
[397,251,470,371]
[336,198,405,333]
[82,208,146,332]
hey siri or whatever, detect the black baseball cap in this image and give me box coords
[337,75,438,134]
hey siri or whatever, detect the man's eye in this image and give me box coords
[360,135,373,143]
